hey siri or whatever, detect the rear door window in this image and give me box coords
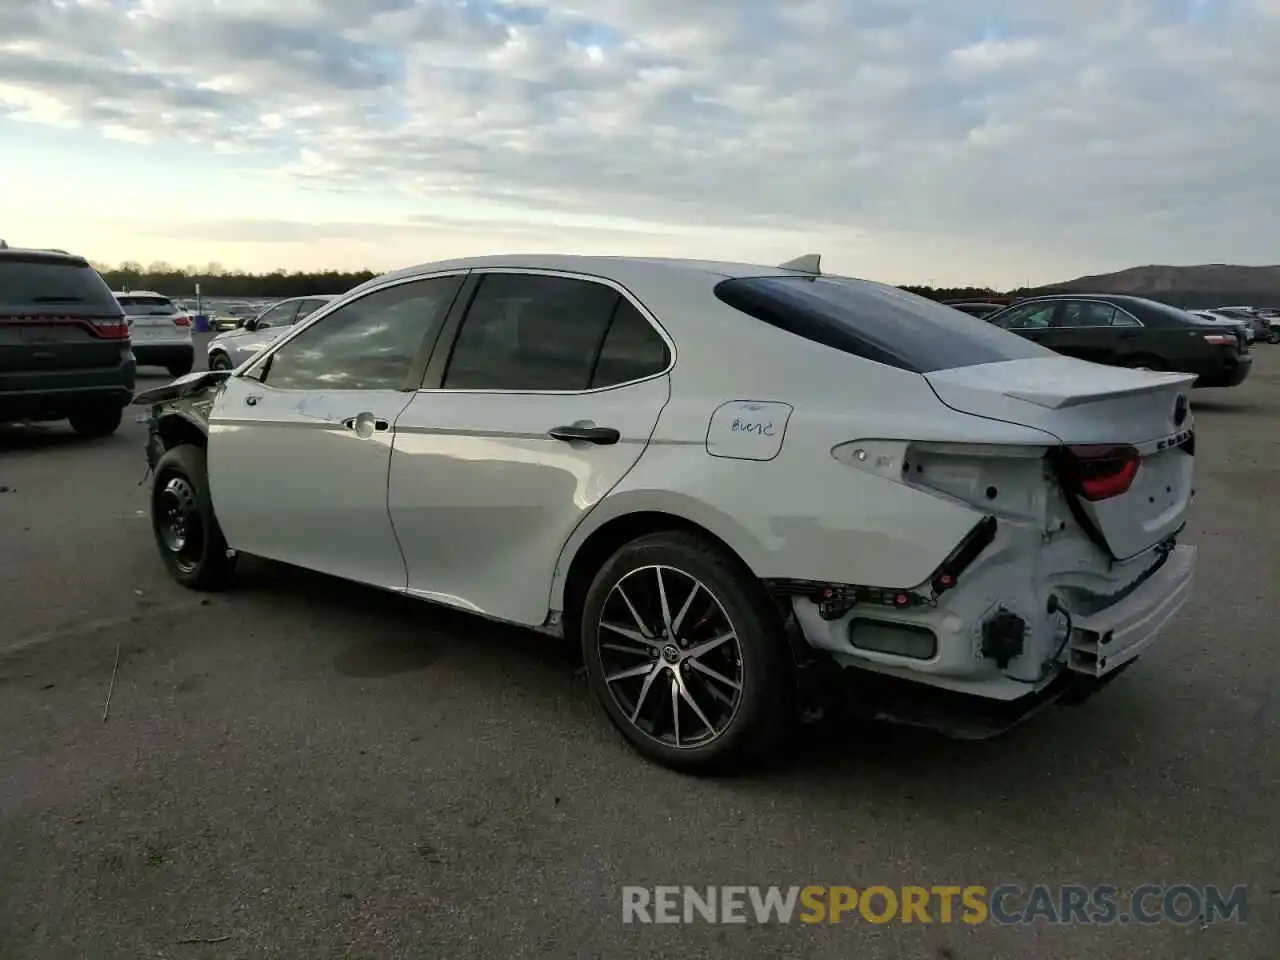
[589,299,670,388]
[713,276,1054,373]
[442,273,627,391]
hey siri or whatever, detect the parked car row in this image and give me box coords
[136,252,1199,773]
[206,295,337,369]
[943,295,1264,388]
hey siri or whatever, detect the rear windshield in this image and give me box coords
[118,295,177,316]
[0,258,121,312]
[714,275,1054,373]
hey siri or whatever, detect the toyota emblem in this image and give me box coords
[1174,394,1188,426]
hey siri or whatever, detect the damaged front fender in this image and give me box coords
[132,369,232,408]
[135,370,229,473]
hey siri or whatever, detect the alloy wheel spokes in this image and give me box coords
[630,663,665,723]
[685,631,735,661]
[597,564,745,749]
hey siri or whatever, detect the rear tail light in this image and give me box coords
[173,315,191,326]
[1203,334,1237,346]
[1056,444,1141,502]
[85,315,130,339]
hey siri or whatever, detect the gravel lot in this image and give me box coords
[1,339,1277,959]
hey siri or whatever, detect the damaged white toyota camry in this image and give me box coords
[135,254,1196,772]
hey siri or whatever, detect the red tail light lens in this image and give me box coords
[1203,334,1236,346]
[173,315,191,326]
[85,316,130,339]
[1063,445,1141,501]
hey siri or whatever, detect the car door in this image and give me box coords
[387,269,673,625]
[206,274,466,590]
[1048,300,1124,364]
[231,300,301,364]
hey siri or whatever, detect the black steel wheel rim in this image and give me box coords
[157,476,203,573]
[596,564,745,750]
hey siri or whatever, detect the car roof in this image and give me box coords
[112,290,170,298]
[1012,293,1158,307]
[370,253,818,288]
[265,294,339,304]
[0,247,89,266]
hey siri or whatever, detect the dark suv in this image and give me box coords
[985,294,1252,388]
[0,245,135,436]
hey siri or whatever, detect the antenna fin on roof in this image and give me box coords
[779,253,820,274]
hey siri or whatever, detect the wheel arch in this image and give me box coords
[156,411,209,453]
[551,492,767,642]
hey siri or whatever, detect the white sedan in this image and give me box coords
[206,295,336,369]
[135,254,1197,772]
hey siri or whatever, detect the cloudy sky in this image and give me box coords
[1,0,1277,287]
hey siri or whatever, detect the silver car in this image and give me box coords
[206,295,336,370]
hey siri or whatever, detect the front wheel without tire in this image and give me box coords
[151,445,237,590]
[68,406,122,437]
[580,531,795,773]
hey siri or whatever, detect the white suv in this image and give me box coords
[114,290,194,377]
[135,254,1197,772]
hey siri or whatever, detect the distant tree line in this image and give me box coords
[92,261,378,300]
[89,262,1047,303]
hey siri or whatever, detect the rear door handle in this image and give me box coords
[343,415,390,433]
[549,424,620,445]
[245,394,261,406]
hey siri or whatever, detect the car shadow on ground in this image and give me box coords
[221,556,1121,798]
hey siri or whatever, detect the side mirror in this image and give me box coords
[242,317,259,332]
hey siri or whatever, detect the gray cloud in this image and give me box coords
[3,0,1279,278]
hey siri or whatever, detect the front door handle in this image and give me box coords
[342,414,390,436]
[549,424,621,445]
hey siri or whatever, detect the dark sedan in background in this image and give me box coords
[985,294,1252,388]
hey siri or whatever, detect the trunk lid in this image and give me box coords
[925,357,1196,560]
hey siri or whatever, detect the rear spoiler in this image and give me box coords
[1004,372,1197,410]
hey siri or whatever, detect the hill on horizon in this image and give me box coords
[1032,263,1280,308]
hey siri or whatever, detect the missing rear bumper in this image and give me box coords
[1066,544,1195,677]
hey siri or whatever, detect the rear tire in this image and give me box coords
[151,445,237,590]
[579,531,795,774]
[1123,357,1164,371]
[167,359,194,377]
[208,352,233,371]
[68,406,122,438]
